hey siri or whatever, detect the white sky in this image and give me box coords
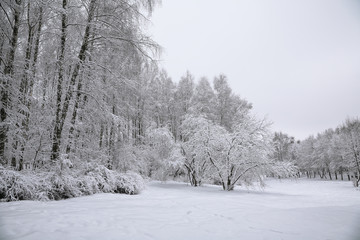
[147,0,360,140]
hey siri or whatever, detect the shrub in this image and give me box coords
[0,165,145,201]
[46,173,83,200]
[114,171,146,195]
[0,168,37,201]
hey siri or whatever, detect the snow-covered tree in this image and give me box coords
[339,118,360,186]
[0,0,161,200]
[272,132,297,162]
[144,127,184,180]
[208,116,296,190]
[180,115,297,190]
[176,71,195,116]
[190,77,216,121]
[313,129,334,179]
[213,74,252,132]
[179,115,213,186]
[330,131,348,180]
[296,136,317,177]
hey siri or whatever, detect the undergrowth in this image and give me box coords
[0,164,145,202]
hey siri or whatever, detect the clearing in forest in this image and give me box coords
[0,179,359,240]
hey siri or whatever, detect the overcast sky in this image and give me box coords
[148,0,360,140]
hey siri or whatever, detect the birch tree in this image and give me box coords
[0,0,23,164]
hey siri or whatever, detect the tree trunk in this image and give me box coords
[18,2,37,168]
[51,0,68,161]
[0,32,5,68]
[51,0,96,161]
[185,164,197,187]
[20,1,36,101]
[224,179,234,191]
[0,0,22,163]
[30,6,43,96]
[320,169,326,179]
[99,125,104,148]
[20,27,34,100]
[66,73,84,155]
[66,29,95,155]
[191,172,198,187]
[108,123,114,169]
[221,180,234,191]
[104,126,109,149]
[328,171,332,180]
[3,0,22,76]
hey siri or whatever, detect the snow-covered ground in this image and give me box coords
[0,179,359,240]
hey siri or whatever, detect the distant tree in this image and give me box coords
[174,71,195,141]
[213,74,252,131]
[148,69,176,128]
[339,118,360,187]
[272,132,295,162]
[190,77,216,121]
[330,130,348,180]
[213,74,232,129]
[313,129,334,179]
[176,71,195,116]
[296,136,316,178]
[293,118,360,187]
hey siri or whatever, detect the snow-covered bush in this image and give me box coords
[0,164,146,201]
[46,173,83,200]
[114,171,145,195]
[0,168,37,201]
[82,164,145,194]
[84,164,117,192]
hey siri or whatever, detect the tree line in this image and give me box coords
[1,0,159,169]
[272,119,360,187]
[0,0,165,200]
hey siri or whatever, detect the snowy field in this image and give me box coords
[0,179,359,240]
